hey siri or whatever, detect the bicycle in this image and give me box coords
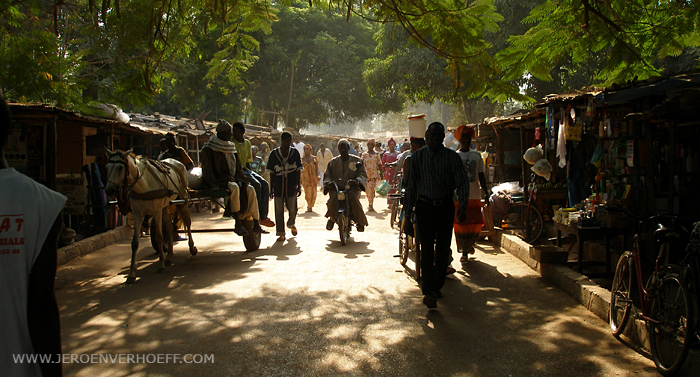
[386,165,403,229]
[388,173,404,229]
[397,207,421,280]
[609,207,695,376]
[501,173,556,243]
[660,220,700,374]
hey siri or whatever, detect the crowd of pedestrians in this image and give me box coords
[151,123,490,310]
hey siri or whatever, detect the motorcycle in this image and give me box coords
[326,178,359,246]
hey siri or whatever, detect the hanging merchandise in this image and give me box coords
[590,144,604,168]
[586,98,595,118]
[535,126,541,141]
[548,107,556,150]
[565,105,582,141]
[626,140,634,167]
[531,159,553,181]
[556,118,567,168]
[523,145,544,165]
[566,118,583,141]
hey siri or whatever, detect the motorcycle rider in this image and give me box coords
[323,139,368,232]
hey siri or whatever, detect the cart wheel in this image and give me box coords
[242,219,261,251]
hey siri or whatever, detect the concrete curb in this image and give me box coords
[494,231,619,322]
[57,226,132,266]
[494,230,699,371]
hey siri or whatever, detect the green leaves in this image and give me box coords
[500,0,700,89]
[2,0,699,119]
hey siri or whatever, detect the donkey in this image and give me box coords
[104,149,196,283]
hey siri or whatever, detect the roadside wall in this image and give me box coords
[57,225,132,266]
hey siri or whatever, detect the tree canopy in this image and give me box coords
[1,0,699,126]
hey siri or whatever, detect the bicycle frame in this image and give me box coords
[628,232,662,325]
[523,186,554,219]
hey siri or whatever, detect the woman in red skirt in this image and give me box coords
[453,125,490,262]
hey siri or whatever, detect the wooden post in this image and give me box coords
[520,125,529,201]
[46,117,57,190]
[668,121,676,214]
[196,136,200,166]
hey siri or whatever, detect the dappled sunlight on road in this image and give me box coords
[54,195,657,376]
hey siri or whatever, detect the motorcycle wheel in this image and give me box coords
[338,212,349,246]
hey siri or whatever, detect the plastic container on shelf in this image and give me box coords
[408,114,427,138]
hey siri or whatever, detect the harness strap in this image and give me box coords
[145,160,189,200]
[128,189,174,200]
[155,160,189,199]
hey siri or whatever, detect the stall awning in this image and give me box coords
[596,72,700,104]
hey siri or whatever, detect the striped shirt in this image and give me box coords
[404,145,469,212]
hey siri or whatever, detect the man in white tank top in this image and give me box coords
[0,98,66,376]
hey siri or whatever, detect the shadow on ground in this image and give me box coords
[56,237,654,376]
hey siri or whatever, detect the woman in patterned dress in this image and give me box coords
[381,138,399,204]
[361,139,383,212]
[300,144,319,212]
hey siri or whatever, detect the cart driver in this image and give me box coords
[200,120,265,236]
[323,139,369,232]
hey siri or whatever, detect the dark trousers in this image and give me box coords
[415,198,455,296]
[274,196,297,236]
[244,170,270,220]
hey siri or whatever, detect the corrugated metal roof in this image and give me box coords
[537,90,601,106]
[481,107,544,127]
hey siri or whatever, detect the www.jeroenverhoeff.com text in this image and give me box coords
[13,353,214,364]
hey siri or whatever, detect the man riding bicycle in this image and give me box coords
[323,139,369,232]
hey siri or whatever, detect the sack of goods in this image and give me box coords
[531,159,553,181]
[523,145,544,165]
[188,167,203,189]
[375,180,390,196]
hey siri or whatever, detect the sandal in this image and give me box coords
[276,235,285,242]
[291,226,298,236]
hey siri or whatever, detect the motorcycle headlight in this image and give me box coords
[337,192,346,201]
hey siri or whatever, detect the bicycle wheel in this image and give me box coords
[398,218,408,266]
[610,251,634,337]
[389,198,400,229]
[413,221,421,280]
[502,203,544,243]
[649,273,694,376]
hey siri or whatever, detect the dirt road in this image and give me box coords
[55,187,658,376]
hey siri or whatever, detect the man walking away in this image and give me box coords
[0,98,65,376]
[267,132,303,242]
[404,122,469,309]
